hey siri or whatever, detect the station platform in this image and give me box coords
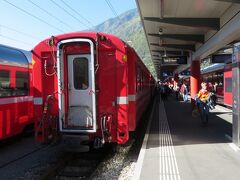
[134,95,240,180]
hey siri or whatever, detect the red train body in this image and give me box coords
[32,32,154,145]
[0,44,33,140]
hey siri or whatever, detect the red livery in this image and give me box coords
[0,44,33,140]
[32,32,154,145]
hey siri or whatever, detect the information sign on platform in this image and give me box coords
[162,56,188,65]
[211,54,232,63]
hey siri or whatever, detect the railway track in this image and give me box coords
[0,134,52,169]
[0,144,49,169]
[38,145,113,180]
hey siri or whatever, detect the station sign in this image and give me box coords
[211,54,232,63]
[162,56,188,65]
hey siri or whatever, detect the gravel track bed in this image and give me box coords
[90,140,137,180]
[0,135,66,180]
[90,101,153,180]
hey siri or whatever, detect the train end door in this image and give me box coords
[57,39,96,133]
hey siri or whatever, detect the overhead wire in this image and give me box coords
[0,34,33,47]
[0,24,40,40]
[2,0,64,33]
[27,0,75,31]
[59,0,94,28]
[104,0,120,20]
[49,0,91,29]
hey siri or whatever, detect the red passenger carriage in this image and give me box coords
[0,45,33,140]
[32,32,154,145]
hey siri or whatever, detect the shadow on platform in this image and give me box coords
[147,95,232,149]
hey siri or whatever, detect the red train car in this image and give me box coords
[127,47,155,131]
[0,44,33,140]
[32,32,154,145]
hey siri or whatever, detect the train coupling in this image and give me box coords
[93,138,104,149]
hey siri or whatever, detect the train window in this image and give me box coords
[137,67,141,92]
[225,78,232,92]
[15,71,29,96]
[73,57,89,90]
[0,70,11,97]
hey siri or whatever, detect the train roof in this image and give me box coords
[34,31,154,78]
[36,32,124,46]
[0,44,31,67]
[201,63,225,74]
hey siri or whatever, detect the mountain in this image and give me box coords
[92,9,156,78]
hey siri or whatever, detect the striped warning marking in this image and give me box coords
[133,99,156,180]
[159,101,181,180]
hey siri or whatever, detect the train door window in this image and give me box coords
[15,71,29,96]
[73,57,89,90]
[225,78,232,92]
[0,70,11,97]
[143,74,146,90]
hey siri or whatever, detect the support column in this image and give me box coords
[190,60,200,106]
[232,42,240,146]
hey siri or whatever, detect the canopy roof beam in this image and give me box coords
[148,33,205,43]
[214,0,240,3]
[150,43,195,51]
[144,17,220,30]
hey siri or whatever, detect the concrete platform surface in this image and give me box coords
[135,95,240,180]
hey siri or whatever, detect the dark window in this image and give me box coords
[137,67,141,91]
[0,70,11,97]
[225,78,232,93]
[15,71,29,96]
[73,57,89,90]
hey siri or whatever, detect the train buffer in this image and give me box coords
[134,95,240,180]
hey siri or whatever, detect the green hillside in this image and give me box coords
[92,9,156,78]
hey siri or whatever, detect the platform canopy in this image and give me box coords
[136,0,240,79]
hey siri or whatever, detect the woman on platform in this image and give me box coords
[197,82,210,126]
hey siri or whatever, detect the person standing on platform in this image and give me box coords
[174,82,180,100]
[180,81,188,102]
[197,82,210,126]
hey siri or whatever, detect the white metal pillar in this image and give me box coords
[232,42,240,146]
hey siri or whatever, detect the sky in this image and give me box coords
[0,0,137,50]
